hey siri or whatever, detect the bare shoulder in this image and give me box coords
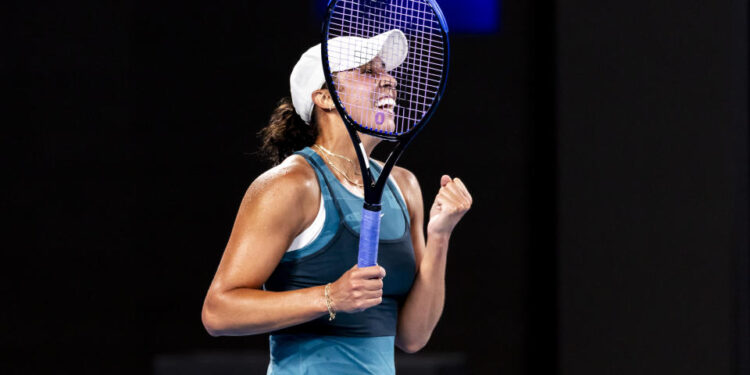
[240,154,320,225]
[247,155,317,196]
[389,165,420,195]
[371,161,423,218]
[370,160,421,195]
[389,165,423,222]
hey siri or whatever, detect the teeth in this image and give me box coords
[376,97,396,108]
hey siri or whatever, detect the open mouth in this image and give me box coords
[375,96,397,114]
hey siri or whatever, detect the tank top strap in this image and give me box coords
[369,162,410,225]
[297,148,409,227]
[294,147,347,217]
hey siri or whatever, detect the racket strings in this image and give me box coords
[327,0,446,135]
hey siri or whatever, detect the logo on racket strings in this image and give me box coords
[375,111,385,125]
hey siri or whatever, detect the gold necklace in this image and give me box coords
[313,144,364,188]
[313,144,359,170]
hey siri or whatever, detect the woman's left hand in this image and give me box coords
[426,175,472,237]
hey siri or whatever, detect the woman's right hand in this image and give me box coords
[328,265,386,313]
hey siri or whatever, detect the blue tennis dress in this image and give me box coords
[263,147,416,374]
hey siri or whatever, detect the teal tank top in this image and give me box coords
[264,147,417,374]
[278,148,409,262]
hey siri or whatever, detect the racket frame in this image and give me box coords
[320,0,451,207]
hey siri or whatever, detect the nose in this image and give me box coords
[377,72,398,91]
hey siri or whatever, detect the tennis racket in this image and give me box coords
[321,0,450,267]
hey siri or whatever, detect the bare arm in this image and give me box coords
[392,170,472,353]
[201,157,385,336]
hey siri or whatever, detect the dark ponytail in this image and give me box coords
[258,97,319,165]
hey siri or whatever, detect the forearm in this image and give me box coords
[202,285,328,336]
[396,233,449,352]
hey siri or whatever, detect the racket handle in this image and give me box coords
[358,206,381,267]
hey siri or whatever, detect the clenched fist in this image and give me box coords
[427,175,472,236]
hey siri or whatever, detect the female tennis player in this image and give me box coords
[201,31,472,374]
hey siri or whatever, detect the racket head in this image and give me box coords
[321,0,450,141]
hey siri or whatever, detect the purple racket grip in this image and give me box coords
[357,207,381,267]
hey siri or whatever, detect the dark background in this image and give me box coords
[4,0,748,374]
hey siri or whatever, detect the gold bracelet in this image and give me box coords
[324,283,336,321]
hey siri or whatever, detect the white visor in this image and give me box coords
[289,29,409,124]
